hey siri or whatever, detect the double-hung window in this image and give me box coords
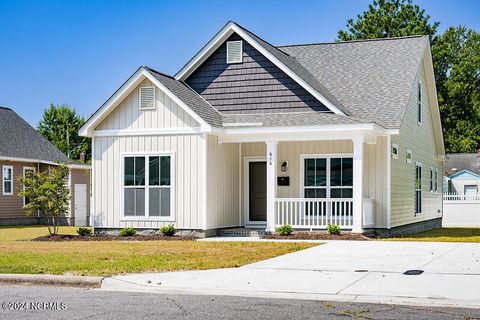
[2,166,13,196]
[303,156,353,199]
[123,154,173,219]
[415,163,422,215]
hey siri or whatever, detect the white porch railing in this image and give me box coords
[443,193,480,201]
[275,198,354,229]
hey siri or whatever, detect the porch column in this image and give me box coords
[265,140,278,232]
[352,137,364,233]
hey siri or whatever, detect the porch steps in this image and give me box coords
[218,228,267,237]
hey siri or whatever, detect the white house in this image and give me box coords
[80,21,444,236]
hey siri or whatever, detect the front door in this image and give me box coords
[74,184,87,226]
[249,161,267,222]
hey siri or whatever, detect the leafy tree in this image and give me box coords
[432,26,480,152]
[18,165,71,235]
[337,0,439,41]
[37,104,91,161]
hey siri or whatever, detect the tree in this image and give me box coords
[18,165,71,235]
[37,104,91,161]
[337,0,439,41]
[432,26,480,152]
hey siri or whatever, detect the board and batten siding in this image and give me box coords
[390,58,443,227]
[239,140,388,228]
[92,79,205,229]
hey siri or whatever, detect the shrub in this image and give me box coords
[76,227,93,237]
[327,224,341,235]
[119,227,136,237]
[160,224,176,236]
[276,224,294,236]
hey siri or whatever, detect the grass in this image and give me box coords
[0,226,316,276]
[384,228,480,243]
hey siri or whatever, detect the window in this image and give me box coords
[139,86,155,110]
[23,167,35,205]
[434,168,439,192]
[123,154,173,219]
[2,166,13,195]
[464,185,478,196]
[391,143,399,159]
[406,149,412,163]
[415,163,422,215]
[417,81,422,124]
[303,156,353,199]
[226,40,243,64]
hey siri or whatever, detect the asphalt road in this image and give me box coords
[0,285,479,320]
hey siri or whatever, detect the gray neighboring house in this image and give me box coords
[0,107,91,226]
[444,152,480,195]
[80,21,444,236]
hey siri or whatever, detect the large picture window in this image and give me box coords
[123,154,173,219]
[303,156,353,199]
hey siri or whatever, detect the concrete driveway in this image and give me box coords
[101,241,480,308]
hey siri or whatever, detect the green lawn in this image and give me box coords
[0,226,316,276]
[384,228,480,243]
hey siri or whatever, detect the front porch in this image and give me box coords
[217,125,386,234]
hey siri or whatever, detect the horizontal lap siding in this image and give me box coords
[186,33,329,114]
[390,59,443,227]
[0,161,37,219]
[206,135,239,229]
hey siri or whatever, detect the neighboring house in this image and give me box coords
[80,21,444,236]
[444,152,480,195]
[0,107,91,226]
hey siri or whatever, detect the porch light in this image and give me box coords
[281,161,288,172]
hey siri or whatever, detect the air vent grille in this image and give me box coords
[139,86,155,110]
[226,41,243,64]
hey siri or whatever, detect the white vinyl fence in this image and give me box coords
[442,193,480,227]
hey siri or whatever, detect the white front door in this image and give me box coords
[74,184,87,226]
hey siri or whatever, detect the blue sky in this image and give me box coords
[1,0,479,126]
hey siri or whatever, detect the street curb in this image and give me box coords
[0,274,104,288]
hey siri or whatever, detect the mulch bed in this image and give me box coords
[262,232,371,241]
[32,234,198,242]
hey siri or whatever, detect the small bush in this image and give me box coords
[160,224,176,236]
[76,227,93,237]
[276,224,294,236]
[119,227,136,237]
[327,224,341,235]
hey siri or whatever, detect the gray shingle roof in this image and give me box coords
[279,36,429,129]
[444,153,480,176]
[144,67,223,127]
[0,107,69,163]
[222,112,366,128]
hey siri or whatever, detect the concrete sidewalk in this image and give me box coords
[101,241,480,308]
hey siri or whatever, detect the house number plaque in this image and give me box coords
[268,151,273,165]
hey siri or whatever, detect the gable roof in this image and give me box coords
[0,107,69,163]
[449,168,480,180]
[279,36,429,129]
[445,153,480,176]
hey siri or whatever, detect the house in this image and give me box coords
[80,21,444,236]
[444,152,480,195]
[0,107,91,226]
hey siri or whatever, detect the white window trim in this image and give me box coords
[417,80,423,125]
[226,40,243,64]
[139,86,156,111]
[22,167,35,206]
[2,165,13,196]
[415,162,423,216]
[391,143,399,159]
[120,152,175,221]
[299,153,353,198]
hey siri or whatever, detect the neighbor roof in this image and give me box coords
[444,153,480,176]
[0,107,69,163]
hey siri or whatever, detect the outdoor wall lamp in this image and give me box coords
[281,161,288,172]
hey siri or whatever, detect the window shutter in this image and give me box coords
[139,86,155,110]
[226,41,243,64]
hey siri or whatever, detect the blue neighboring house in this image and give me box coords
[444,153,480,195]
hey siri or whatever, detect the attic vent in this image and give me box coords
[226,41,243,64]
[139,86,155,110]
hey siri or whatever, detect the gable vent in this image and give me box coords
[226,40,243,64]
[139,86,155,110]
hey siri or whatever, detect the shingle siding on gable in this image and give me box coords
[185,34,330,114]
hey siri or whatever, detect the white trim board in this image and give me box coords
[174,21,346,116]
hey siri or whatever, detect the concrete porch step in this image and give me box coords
[218,228,267,237]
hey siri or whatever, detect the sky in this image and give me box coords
[1,0,479,126]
